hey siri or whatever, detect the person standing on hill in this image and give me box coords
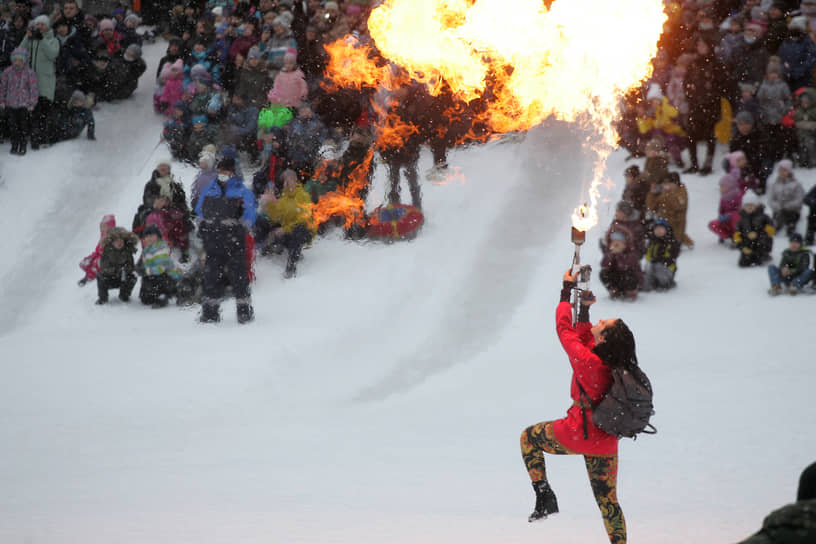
[520,270,634,544]
[18,14,58,150]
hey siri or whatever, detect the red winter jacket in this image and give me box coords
[551,301,618,456]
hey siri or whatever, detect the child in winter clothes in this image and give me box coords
[95,227,138,304]
[734,191,776,267]
[734,82,761,128]
[221,92,260,164]
[184,114,216,164]
[768,159,805,236]
[55,89,95,142]
[158,58,185,117]
[137,225,181,308]
[709,151,755,242]
[645,171,693,248]
[163,101,189,160]
[602,200,645,258]
[0,47,38,155]
[191,149,218,213]
[286,102,328,177]
[599,225,642,301]
[260,169,315,278]
[636,84,686,168]
[79,214,116,286]
[271,48,307,108]
[768,233,813,295]
[642,217,681,292]
[793,88,816,167]
[757,60,793,163]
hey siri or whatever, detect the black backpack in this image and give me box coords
[577,365,656,439]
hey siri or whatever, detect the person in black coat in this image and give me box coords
[95,227,138,304]
[734,191,775,267]
[684,36,731,175]
[380,84,427,210]
[730,110,774,194]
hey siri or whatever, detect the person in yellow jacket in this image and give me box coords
[637,84,687,168]
[260,169,316,278]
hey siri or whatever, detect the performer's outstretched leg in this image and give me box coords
[584,454,626,544]
[521,422,573,521]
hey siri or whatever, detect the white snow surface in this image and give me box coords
[1,41,814,544]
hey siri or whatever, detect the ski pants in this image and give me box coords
[6,108,30,145]
[600,268,639,295]
[521,421,626,544]
[30,97,52,147]
[768,265,814,289]
[202,237,250,304]
[642,263,675,291]
[97,272,137,302]
[139,273,177,305]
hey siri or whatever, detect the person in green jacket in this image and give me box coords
[18,14,59,149]
[767,233,813,295]
[738,461,816,544]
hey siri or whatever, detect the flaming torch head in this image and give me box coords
[571,204,590,245]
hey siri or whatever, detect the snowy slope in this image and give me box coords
[1,40,814,544]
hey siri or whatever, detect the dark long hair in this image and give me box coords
[592,319,638,370]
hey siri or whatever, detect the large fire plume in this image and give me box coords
[322,0,666,232]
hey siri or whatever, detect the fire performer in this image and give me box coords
[380,84,426,210]
[520,268,637,544]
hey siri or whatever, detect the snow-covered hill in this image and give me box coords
[1,40,814,544]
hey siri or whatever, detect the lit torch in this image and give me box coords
[570,205,592,325]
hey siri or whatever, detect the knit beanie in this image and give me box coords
[125,43,142,59]
[217,157,236,172]
[190,63,212,83]
[609,231,627,243]
[247,46,263,60]
[192,114,208,125]
[798,461,816,501]
[324,1,339,12]
[283,47,297,64]
[742,191,762,208]
[124,13,142,26]
[735,110,754,125]
[778,158,793,172]
[141,225,162,239]
[199,150,216,169]
[100,214,116,229]
[33,14,50,28]
[272,14,291,29]
[10,47,27,63]
[70,89,87,105]
[98,18,115,32]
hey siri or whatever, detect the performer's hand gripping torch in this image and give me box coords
[570,226,593,326]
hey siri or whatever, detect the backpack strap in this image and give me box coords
[574,378,595,440]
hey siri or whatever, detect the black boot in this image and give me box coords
[528,480,559,522]
[236,301,254,324]
[10,141,18,154]
[200,302,220,323]
[18,141,26,155]
[284,250,300,279]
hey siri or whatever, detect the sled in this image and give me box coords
[367,204,424,241]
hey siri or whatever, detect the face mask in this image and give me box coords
[218,173,230,182]
[699,22,714,30]
[744,36,757,44]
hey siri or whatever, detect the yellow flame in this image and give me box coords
[361,0,666,231]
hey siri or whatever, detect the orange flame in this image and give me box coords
[311,148,376,229]
[324,0,666,232]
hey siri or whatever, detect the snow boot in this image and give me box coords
[199,302,220,323]
[236,301,254,324]
[528,480,559,522]
[151,294,169,308]
[10,141,18,155]
[18,141,26,155]
[699,156,714,176]
[768,284,783,296]
[788,285,799,296]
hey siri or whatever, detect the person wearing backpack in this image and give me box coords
[520,270,648,544]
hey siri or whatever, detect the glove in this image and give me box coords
[748,231,758,240]
[718,214,730,223]
[742,247,753,255]
[78,277,88,287]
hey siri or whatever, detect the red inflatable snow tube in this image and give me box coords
[367,204,424,240]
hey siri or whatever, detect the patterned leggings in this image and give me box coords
[521,421,626,544]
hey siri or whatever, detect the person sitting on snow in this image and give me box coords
[641,218,681,292]
[709,151,756,243]
[95,227,138,305]
[767,159,805,238]
[734,191,775,267]
[136,225,181,308]
[259,168,315,278]
[767,233,813,296]
[599,225,642,301]
[54,89,95,142]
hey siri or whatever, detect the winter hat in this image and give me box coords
[616,200,635,217]
[624,164,640,178]
[646,83,663,101]
[192,114,208,125]
[216,157,236,172]
[798,461,816,501]
[735,110,754,125]
[173,100,188,116]
[124,13,142,26]
[778,158,793,172]
[609,231,627,243]
[283,47,297,64]
[190,63,212,83]
[199,150,216,169]
[98,18,115,32]
[100,214,116,229]
[170,58,184,73]
[10,47,27,63]
[156,157,172,168]
[324,1,339,12]
[211,6,223,17]
[125,43,142,59]
[247,46,263,60]
[215,21,228,35]
[742,191,762,208]
[272,14,291,29]
[726,150,746,171]
[766,61,782,76]
[33,14,50,28]
[112,7,125,18]
[789,232,804,244]
[789,16,809,32]
[70,89,86,105]
[141,225,162,239]
[652,217,670,231]
[84,14,98,26]
[738,81,757,94]
[745,19,765,36]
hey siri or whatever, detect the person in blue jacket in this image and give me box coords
[196,157,257,324]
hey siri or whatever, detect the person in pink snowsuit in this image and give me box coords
[271,48,308,108]
[158,59,185,117]
[709,151,756,242]
[79,214,116,285]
